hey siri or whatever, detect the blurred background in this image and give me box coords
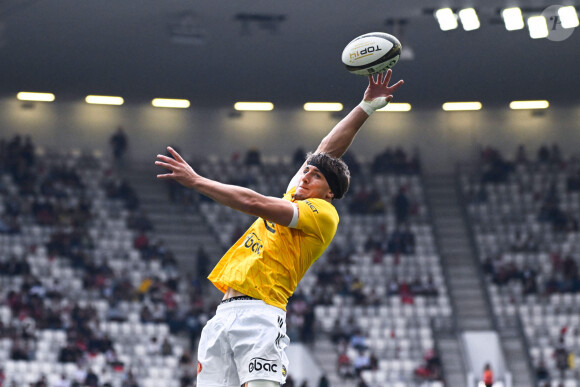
[0,1,579,386]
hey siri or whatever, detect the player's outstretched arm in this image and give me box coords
[156,147,295,225]
[317,69,404,159]
[286,70,403,191]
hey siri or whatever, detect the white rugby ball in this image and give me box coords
[341,32,402,76]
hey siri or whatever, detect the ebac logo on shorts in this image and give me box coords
[249,357,278,373]
[197,362,202,375]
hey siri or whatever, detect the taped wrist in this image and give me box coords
[358,97,388,116]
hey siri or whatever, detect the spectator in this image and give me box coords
[349,329,367,352]
[244,147,262,166]
[515,144,528,164]
[109,127,128,163]
[393,187,410,225]
[337,351,354,379]
[32,374,48,387]
[121,370,139,387]
[537,145,550,163]
[482,363,493,387]
[414,349,442,381]
[550,144,562,164]
[554,336,569,379]
[536,358,550,381]
[353,348,371,376]
[161,337,173,356]
[292,148,306,167]
[196,246,210,279]
[84,369,99,387]
[285,375,296,387]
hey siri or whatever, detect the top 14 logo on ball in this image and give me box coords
[346,42,383,64]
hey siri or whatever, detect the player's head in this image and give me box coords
[295,152,350,201]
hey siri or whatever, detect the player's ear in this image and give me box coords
[326,190,335,200]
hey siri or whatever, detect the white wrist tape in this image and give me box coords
[358,97,389,116]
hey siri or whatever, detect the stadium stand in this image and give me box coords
[461,145,580,387]
[0,135,207,387]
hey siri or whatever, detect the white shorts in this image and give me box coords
[196,298,290,387]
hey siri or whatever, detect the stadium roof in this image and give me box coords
[0,0,578,108]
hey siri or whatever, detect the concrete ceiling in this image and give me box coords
[0,0,578,109]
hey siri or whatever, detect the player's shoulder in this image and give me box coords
[300,197,337,217]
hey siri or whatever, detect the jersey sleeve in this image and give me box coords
[295,198,338,244]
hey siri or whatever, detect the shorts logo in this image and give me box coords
[197,362,202,375]
[282,365,287,377]
[249,357,278,373]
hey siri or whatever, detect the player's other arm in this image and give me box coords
[156,147,295,226]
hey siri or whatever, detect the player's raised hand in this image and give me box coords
[363,69,404,104]
[155,146,198,188]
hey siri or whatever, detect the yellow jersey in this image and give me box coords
[208,186,339,311]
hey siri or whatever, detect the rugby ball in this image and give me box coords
[341,32,402,76]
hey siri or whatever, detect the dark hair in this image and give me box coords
[305,152,350,199]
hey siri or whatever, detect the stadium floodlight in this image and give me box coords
[303,103,343,112]
[509,100,549,110]
[558,6,579,29]
[442,102,482,111]
[17,92,55,102]
[85,95,124,105]
[502,7,525,31]
[527,16,549,39]
[377,103,412,112]
[234,102,274,111]
[435,8,458,31]
[458,8,480,31]
[152,98,190,108]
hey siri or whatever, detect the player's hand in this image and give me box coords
[155,147,198,188]
[363,69,404,105]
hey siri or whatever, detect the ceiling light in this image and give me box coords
[502,7,525,31]
[377,103,412,112]
[527,16,549,39]
[303,103,343,112]
[152,98,190,108]
[509,100,549,110]
[17,92,55,102]
[558,6,579,29]
[85,95,124,105]
[234,102,274,111]
[435,8,458,31]
[442,102,482,111]
[458,8,480,31]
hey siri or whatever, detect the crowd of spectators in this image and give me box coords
[371,147,420,175]
[0,135,36,235]
[474,145,580,298]
[0,135,219,387]
[1,135,441,386]
[482,247,580,296]
[469,144,580,386]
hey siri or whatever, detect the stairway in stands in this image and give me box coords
[425,174,534,387]
[425,174,493,332]
[118,161,224,276]
[424,174,491,386]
